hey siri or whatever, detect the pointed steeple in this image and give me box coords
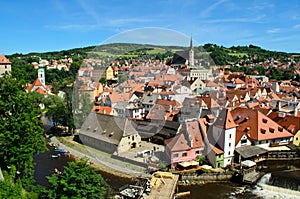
[189,36,193,50]
[188,36,194,66]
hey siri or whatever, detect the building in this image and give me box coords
[231,107,294,147]
[26,58,51,95]
[188,37,194,66]
[0,55,11,77]
[78,112,141,154]
[212,108,238,167]
[165,120,205,168]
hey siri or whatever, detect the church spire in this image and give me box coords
[188,36,194,66]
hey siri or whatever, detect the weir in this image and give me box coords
[256,172,300,198]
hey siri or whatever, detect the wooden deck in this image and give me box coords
[145,174,179,199]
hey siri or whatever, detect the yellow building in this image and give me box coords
[293,130,300,146]
[105,66,114,80]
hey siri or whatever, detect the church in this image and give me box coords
[26,58,51,95]
[170,37,195,67]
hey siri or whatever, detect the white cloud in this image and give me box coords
[293,24,300,29]
[201,0,227,18]
[266,28,281,34]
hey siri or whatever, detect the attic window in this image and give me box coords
[87,126,90,130]
[93,127,98,132]
[262,118,268,123]
[234,115,241,121]
[260,128,266,134]
[245,127,251,131]
[278,127,283,132]
[269,128,275,133]
[109,132,114,137]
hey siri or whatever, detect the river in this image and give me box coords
[34,147,300,198]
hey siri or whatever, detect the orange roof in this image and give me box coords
[214,108,238,130]
[268,113,300,135]
[26,78,51,95]
[0,55,11,64]
[210,143,224,155]
[108,92,130,104]
[186,120,204,148]
[234,78,245,84]
[231,107,293,142]
[96,106,112,115]
[35,87,47,95]
[206,81,219,87]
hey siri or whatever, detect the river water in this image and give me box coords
[34,147,300,198]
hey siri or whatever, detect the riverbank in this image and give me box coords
[50,136,150,179]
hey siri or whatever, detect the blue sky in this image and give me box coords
[1,0,300,54]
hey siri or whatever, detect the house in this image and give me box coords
[268,113,300,146]
[126,99,145,119]
[198,117,224,168]
[105,65,117,81]
[26,58,51,95]
[211,108,238,167]
[165,120,205,168]
[78,112,141,154]
[231,107,294,148]
[141,93,160,114]
[0,55,11,77]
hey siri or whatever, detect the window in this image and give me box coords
[195,150,200,155]
[229,134,232,139]
[182,152,188,157]
[173,154,179,158]
[262,118,268,123]
[228,151,230,155]
[296,137,298,141]
[132,135,134,141]
[269,128,275,133]
[241,139,247,144]
[260,129,266,134]
[229,143,231,147]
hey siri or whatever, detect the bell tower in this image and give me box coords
[188,37,194,66]
[38,58,45,86]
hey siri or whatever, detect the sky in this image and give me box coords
[1,0,300,55]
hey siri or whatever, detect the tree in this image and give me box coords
[43,95,68,127]
[47,159,110,199]
[0,76,47,188]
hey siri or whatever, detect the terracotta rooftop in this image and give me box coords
[231,107,293,142]
[214,108,238,130]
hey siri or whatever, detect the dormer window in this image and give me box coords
[278,127,283,132]
[245,127,251,132]
[262,118,268,123]
[269,128,274,133]
[260,128,266,134]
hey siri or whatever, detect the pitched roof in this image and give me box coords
[268,113,300,135]
[79,112,138,145]
[165,120,204,152]
[214,108,237,130]
[0,55,11,64]
[231,107,293,142]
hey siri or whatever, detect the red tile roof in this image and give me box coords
[0,55,11,64]
[214,108,238,130]
[231,107,293,142]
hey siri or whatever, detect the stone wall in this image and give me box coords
[181,172,233,181]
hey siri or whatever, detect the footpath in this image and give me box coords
[50,136,151,179]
